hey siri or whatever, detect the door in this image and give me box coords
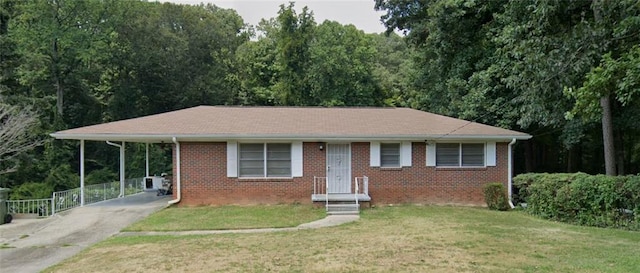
[327,144,351,193]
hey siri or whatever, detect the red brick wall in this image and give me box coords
[352,142,509,205]
[174,142,325,206]
[173,141,509,206]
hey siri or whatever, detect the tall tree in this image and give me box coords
[273,3,315,105]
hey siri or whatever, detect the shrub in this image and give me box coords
[514,173,640,230]
[483,183,510,211]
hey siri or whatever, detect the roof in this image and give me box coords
[50,106,532,142]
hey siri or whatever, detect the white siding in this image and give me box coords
[291,141,303,177]
[426,143,436,166]
[227,141,238,177]
[401,141,412,167]
[486,142,497,166]
[370,142,380,167]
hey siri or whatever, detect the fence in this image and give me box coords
[6,177,146,217]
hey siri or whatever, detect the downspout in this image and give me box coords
[106,141,125,198]
[508,138,517,209]
[168,137,181,205]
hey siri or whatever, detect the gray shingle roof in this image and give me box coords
[51,106,531,142]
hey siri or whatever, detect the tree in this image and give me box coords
[376,0,640,174]
[273,3,316,105]
[0,102,45,175]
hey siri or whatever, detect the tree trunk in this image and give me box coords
[600,95,616,175]
[593,0,616,176]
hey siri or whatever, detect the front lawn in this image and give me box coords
[48,205,639,272]
[124,204,326,231]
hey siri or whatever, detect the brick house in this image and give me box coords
[51,106,531,211]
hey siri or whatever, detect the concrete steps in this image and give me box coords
[326,203,360,215]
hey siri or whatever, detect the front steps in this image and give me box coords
[326,202,360,215]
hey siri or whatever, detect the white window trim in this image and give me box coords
[430,142,493,168]
[237,142,293,178]
[373,141,412,168]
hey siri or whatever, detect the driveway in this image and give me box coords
[0,192,170,273]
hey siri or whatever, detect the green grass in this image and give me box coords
[48,205,640,273]
[123,204,326,231]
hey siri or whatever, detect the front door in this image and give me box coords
[326,144,351,193]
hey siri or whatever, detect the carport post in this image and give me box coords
[80,139,85,206]
[145,143,149,177]
[120,141,125,197]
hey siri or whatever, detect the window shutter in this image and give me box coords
[227,141,238,177]
[291,142,303,177]
[370,142,380,167]
[486,142,496,166]
[401,141,412,167]
[426,143,436,166]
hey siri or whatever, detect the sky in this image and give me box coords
[162,0,388,34]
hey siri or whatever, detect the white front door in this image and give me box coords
[326,144,351,193]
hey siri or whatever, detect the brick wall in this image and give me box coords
[352,142,508,205]
[173,141,509,206]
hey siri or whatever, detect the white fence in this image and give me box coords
[6,177,146,217]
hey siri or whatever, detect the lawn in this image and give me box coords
[124,204,326,231]
[46,205,639,273]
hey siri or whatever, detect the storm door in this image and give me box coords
[326,144,351,193]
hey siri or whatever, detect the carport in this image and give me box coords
[50,129,183,207]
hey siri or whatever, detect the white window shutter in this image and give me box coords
[486,142,496,166]
[227,141,238,177]
[370,142,380,167]
[401,141,412,167]
[426,143,436,166]
[292,142,303,177]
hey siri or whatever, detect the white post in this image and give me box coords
[120,141,125,197]
[80,140,85,206]
[145,143,149,177]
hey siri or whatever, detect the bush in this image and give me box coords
[483,183,510,211]
[514,173,640,230]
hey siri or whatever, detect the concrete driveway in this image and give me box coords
[0,192,170,273]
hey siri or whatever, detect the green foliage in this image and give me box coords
[9,182,53,200]
[515,173,640,230]
[482,183,509,211]
[85,168,117,185]
[44,164,79,192]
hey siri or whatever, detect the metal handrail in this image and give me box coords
[354,177,359,206]
[325,176,329,211]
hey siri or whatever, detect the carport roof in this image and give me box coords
[50,106,531,142]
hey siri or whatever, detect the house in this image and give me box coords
[51,106,531,210]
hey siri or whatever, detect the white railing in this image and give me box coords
[53,188,81,214]
[7,177,146,217]
[355,176,369,196]
[313,176,327,195]
[354,177,359,206]
[6,199,53,217]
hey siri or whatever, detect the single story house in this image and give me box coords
[51,106,531,209]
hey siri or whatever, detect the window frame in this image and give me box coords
[380,143,401,167]
[238,143,292,178]
[435,143,486,167]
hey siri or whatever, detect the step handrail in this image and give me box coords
[354,177,359,206]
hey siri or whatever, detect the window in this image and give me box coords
[380,143,400,167]
[239,143,291,177]
[436,143,484,167]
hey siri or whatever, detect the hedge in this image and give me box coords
[513,173,640,230]
[483,183,509,211]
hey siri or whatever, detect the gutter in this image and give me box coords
[168,137,181,205]
[508,138,516,209]
[106,141,125,198]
